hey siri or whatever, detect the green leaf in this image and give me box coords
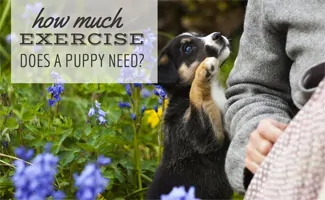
[22,110,34,121]
[59,151,76,166]
[24,124,38,133]
[84,124,92,136]
[76,143,96,152]
[54,134,69,154]
[6,118,18,130]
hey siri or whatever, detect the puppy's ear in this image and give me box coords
[158,53,179,84]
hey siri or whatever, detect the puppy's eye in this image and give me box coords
[182,44,194,54]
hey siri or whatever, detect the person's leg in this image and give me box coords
[244,77,325,200]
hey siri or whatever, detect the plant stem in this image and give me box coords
[157,98,166,164]
[123,187,148,199]
[132,85,143,199]
[0,0,10,32]
[0,153,32,165]
[0,159,14,168]
[0,45,10,60]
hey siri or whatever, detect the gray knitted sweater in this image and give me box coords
[224,0,325,194]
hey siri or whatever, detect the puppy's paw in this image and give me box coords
[197,57,220,81]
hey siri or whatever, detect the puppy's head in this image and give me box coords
[158,32,230,91]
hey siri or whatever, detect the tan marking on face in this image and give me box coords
[180,38,192,44]
[159,55,169,65]
[178,61,200,83]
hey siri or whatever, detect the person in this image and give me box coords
[224,0,325,194]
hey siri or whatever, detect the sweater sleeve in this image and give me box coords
[224,0,295,194]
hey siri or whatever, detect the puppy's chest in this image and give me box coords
[210,80,226,114]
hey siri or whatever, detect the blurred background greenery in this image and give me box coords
[0,0,246,199]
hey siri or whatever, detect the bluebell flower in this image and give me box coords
[141,88,152,98]
[161,186,198,200]
[141,105,146,114]
[134,83,142,88]
[88,107,96,117]
[88,100,108,125]
[131,113,136,121]
[125,84,132,96]
[97,155,111,166]
[15,146,34,161]
[74,155,111,200]
[12,143,65,200]
[98,109,107,117]
[1,141,9,149]
[118,102,131,109]
[95,100,101,109]
[98,116,107,125]
[154,105,158,113]
[47,84,64,106]
[153,85,167,99]
[158,98,163,105]
[47,72,65,107]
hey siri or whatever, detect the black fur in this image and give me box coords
[146,33,233,200]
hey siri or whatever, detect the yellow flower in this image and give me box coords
[145,99,168,128]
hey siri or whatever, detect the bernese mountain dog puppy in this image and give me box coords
[146,32,233,199]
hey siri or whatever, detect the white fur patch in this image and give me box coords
[211,81,227,114]
[205,57,227,113]
[205,57,220,72]
[200,34,230,65]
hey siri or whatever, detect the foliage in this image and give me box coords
[0,0,244,199]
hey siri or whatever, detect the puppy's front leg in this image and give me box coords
[189,57,225,141]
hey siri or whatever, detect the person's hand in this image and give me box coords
[245,118,288,174]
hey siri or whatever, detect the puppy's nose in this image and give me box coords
[212,32,221,41]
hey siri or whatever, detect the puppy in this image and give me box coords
[146,32,233,199]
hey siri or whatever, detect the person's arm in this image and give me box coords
[224,0,295,193]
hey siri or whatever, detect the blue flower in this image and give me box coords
[131,113,136,121]
[161,186,198,200]
[12,143,65,200]
[98,116,107,125]
[95,100,101,109]
[153,85,167,99]
[88,100,108,125]
[154,105,158,113]
[47,84,64,106]
[98,109,107,117]
[141,105,146,114]
[134,83,142,88]
[97,155,111,167]
[47,72,65,107]
[158,98,163,105]
[118,102,131,109]
[88,107,96,117]
[74,156,111,200]
[125,84,132,96]
[141,88,152,98]
[15,146,34,161]
[1,140,9,149]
